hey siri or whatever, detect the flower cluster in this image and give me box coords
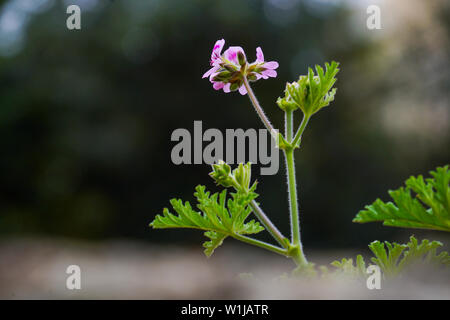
[202,39,279,95]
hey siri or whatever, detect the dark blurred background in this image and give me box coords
[0,0,449,253]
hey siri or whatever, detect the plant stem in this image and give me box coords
[284,111,309,266]
[285,110,293,140]
[243,77,277,138]
[233,234,288,257]
[292,114,310,147]
[285,151,303,246]
[249,200,288,248]
[242,78,288,248]
[242,79,309,266]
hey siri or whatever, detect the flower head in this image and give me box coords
[202,39,279,95]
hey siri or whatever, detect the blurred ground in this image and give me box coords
[0,237,448,299]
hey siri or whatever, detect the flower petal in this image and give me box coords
[223,83,231,93]
[256,47,264,63]
[224,46,245,65]
[264,61,279,69]
[210,70,228,82]
[203,66,220,79]
[211,39,225,63]
[238,85,247,95]
[262,69,277,78]
[213,82,225,90]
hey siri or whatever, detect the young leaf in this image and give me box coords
[369,236,450,277]
[331,255,366,278]
[150,185,264,257]
[353,165,450,232]
[332,236,449,278]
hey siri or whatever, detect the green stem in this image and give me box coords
[249,200,288,248]
[292,114,310,147]
[284,111,309,266]
[242,78,310,266]
[232,234,288,257]
[285,150,308,266]
[285,110,293,140]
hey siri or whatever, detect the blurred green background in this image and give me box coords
[0,0,449,250]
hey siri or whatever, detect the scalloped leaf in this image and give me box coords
[332,236,449,278]
[150,185,264,257]
[353,165,450,232]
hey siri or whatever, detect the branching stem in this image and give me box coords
[242,80,311,267]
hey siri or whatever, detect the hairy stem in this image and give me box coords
[242,79,310,266]
[249,200,288,248]
[292,114,310,147]
[243,77,277,137]
[241,78,288,248]
[285,109,293,140]
[233,233,288,257]
[284,111,309,266]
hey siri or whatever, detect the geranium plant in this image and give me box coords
[150,39,449,277]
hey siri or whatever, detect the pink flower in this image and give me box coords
[202,39,279,95]
[254,47,279,79]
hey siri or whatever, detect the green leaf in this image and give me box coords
[353,165,450,232]
[203,231,227,257]
[369,236,450,277]
[150,185,264,257]
[331,255,366,278]
[332,236,449,278]
[368,240,407,276]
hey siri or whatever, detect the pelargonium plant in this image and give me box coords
[150,39,449,277]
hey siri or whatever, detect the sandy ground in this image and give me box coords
[0,237,448,299]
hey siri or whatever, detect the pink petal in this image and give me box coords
[203,66,219,78]
[223,83,231,93]
[213,82,225,90]
[238,85,247,95]
[209,71,221,82]
[211,39,225,63]
[256,47,264,63]
[262,69,277,78]
[264,61,279,69]
[224,46,245,65]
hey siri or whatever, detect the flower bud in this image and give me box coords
[237,51,246,66]
[276,96,298,112]
[232,162,252,192]
[209,160,235,188]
